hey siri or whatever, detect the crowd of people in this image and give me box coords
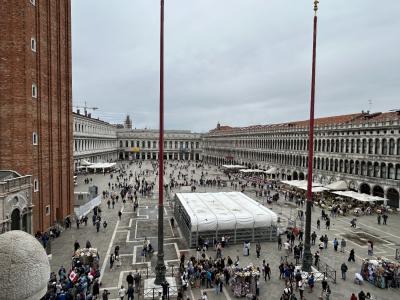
[40,160,396,300]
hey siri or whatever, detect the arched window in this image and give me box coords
[356,139,361,153]
[362,139,367,154]
[350,139,355,153]
[388,164,395,179]
[375,138,380,155]
[382,139,388,155]
[368,139,373,154]
[381,163,387,179]
[389,139,395,155]
[373,162,380,177]
[345,139,349,153]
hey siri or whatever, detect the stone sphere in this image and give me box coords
[0,230,50,300]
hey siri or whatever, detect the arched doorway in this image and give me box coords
[293,171,298,180]
[11,209,20,230]
[372,185,384,198]
[22,213,28,232]
[359,183,371,195]
[299,172,305,180]
[287,175,292,181]
[386,188,399,208]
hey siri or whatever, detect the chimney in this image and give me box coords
[77,109,80,115]
[88,113,91,118]
[84,110,87,117]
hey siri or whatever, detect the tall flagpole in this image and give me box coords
[302,0,319,272]
[155,0,166,285]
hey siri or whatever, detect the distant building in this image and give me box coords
[117,129,202,161]
[0,171,33,234]
[0,0,73,232]
[124,115,133,129]
[73,111,119,170]
[203,111,400,208]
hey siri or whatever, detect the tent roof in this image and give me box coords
[281,180,327,192]
[239,169,265,173]
[332,191,387,202]
[80,159,92,166]
[222,165,245,169]
[325,180,348,191]
[265,167,277,174]
[176,192,278,232]
[86,162,116,169]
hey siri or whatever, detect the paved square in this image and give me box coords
[49,161,399,300]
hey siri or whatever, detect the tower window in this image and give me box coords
[31,38,37,52]
[33,132,38,145]
[34,179,39,192]
[45,205,50,215]
[32,83,37,98]
[30,0,36,5]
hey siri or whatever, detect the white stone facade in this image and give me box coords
[203,112,400,208]
[0,171,33,234]
[117,129,202,161]
[73,112,119,169]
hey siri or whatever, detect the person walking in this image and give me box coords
[333,238,339,252]
[110,253,115,270]
[127,285,134,300]
[118,210,122,220]
[383,214,388,225]
[317,219,320,230]
[256,242,261,259]
[96,220,101,232]
[311,231,317,245]
[265,263,271,281]
[340,238,346,253]
[377,214,381,225]
[367,241,373,256]
[278,235,282,250]
[118,285,126,300]
[298,280,304,300]
[341,262,348,280]
[348,249,356,262]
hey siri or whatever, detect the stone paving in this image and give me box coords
[49,161,400,300]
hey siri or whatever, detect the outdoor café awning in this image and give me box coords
[281,180,327,193]
[80,159,92,166]
[264,167,277,174]
[239,169,265,174]
[86,162,117,170]
[325,180,348,191]
[332,191,387,203]
[222,165,245,169]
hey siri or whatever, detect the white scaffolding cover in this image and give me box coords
[176,192,278,232]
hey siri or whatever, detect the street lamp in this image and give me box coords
[302,0,320,272]
[155,0,166,285]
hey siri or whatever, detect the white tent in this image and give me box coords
[222,165,245,169]
[86,162,116,170]
[239,169,265,174]
[281,180,327,192]
[332,191,387,203]
[74,195,101,219]
[265,167,277,174]
[176,192,278,232]
[80,159,92,166]
[325,180,348,191]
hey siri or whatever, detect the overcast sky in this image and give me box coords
[72,0,400,132]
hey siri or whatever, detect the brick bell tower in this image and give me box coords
[0,0,74,232]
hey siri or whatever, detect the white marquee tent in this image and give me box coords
[174,192,278,247]
[332,191,387,203]
[281,180,327,193]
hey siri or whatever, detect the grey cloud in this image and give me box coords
[72,0,400,132]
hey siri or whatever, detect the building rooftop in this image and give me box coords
[0,171,22,182]
[209,111,400,134]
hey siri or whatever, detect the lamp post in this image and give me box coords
[302,0,320,272]
[155,0,166,285]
